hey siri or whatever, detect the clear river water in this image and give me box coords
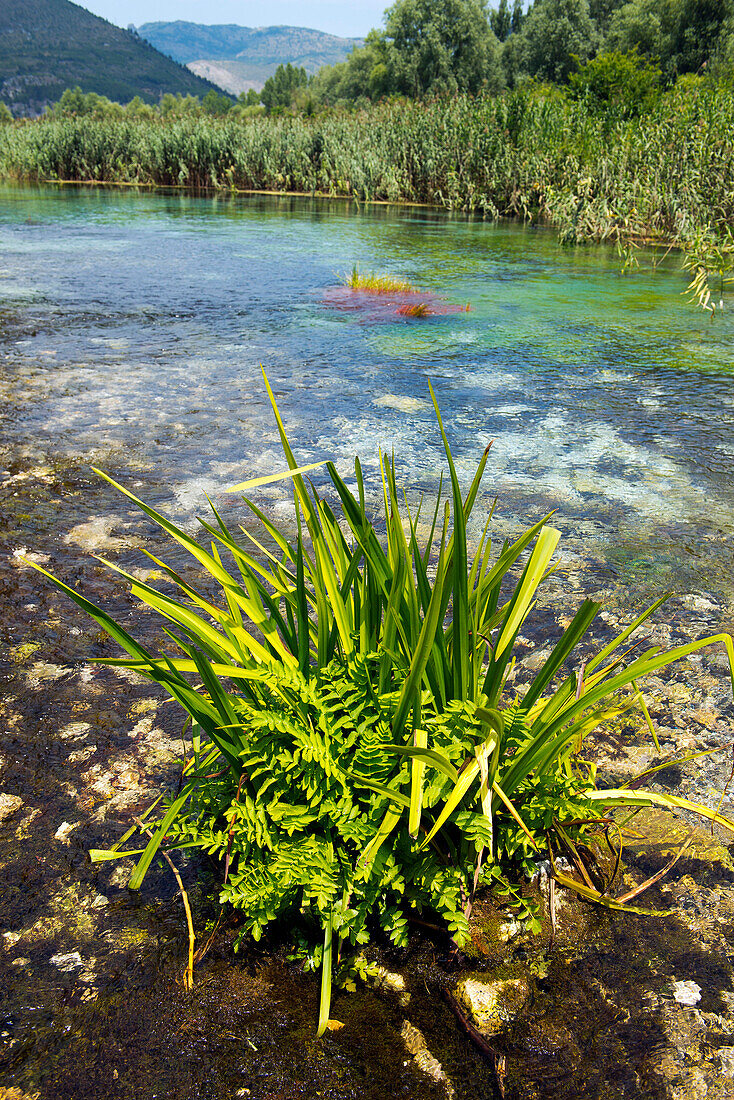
[2,183,734,593]
[2,184,734,1100]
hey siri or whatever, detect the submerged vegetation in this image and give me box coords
[27,373,734,1033]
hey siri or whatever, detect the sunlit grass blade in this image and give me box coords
[585,788,734,833]
[316,912,333,1038]
[226,460,328,493]
[359,806,403,878]
[377,743,460,783]
[408,727,428,839]
[419,733,498,851]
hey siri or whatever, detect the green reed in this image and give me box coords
[2,80,734,249]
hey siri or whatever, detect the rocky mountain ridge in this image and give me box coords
[136,21,364,94]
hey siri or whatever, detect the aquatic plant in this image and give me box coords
[395,300,431,316]
[27,372,734,1034]
[344,266,417,293]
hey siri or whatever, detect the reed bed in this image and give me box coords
[2,81,734,245]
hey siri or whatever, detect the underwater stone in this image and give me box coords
[0,793,23,822]
[400,1021,455,1098]
[719,1048,734,1078]
[371,966,411,1007]
[49,951,84,972]
[672,980,702,1006]
[54,821,78,845]
[458,976,530,1036]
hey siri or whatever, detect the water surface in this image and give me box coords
[2,184,734,1099]
[1,184,733,596]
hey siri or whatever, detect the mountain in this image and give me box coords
[137,22,364,94]
[0,0,228,116]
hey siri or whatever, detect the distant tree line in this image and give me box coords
[3,0,732,124]
[263,0,734,113]
[299,0,734,107]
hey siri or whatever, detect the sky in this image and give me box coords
[79,1,389,38]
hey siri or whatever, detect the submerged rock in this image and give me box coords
[0,793,23,822]
[400,1020,455,1098]
[457,975,531,1037]
[673,979,703,1006]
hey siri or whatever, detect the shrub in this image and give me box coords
[568,48,662,117]
[30,372,734,1033]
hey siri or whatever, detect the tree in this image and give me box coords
[260,64,309,114]
[521,0,598,81]
[606,0,667,59]
[511,0,526,32]
[384,0,504,95]
[310,31,391,105]
[202,89,232,116]
[669,0,733,71]
[0,102,12,124]
[589,0,627,35]
[606,0,731,74]
[568,48,662,113]
[491,0,513,40]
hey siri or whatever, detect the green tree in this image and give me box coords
[521,0,598,81]
[568,48,662,113]
[669,0,733,71]
[0,102,12,124]
[606,0,732,73]
[511,0,526,32]
[260,63,309,114]
[606,0,667,58]
[124,95,155,119]
[491,0,513,40]
[310,31,391,105]
[384,0,504,95]
[589,0,627,35]
[202,89,233,116]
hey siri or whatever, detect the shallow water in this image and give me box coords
[2,184,734,1099]
[2,184,734,581]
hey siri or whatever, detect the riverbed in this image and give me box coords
[2,183,734,1099]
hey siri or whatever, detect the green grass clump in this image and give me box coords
[28,371,734,1034]
[344,266,417,293]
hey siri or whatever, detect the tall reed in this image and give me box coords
[3,81,734,246]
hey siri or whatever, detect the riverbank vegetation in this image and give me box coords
[2,0,734,299]
[28,375,734,1032]
[2,78,734,251]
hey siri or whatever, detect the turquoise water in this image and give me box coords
[2,183,734,589]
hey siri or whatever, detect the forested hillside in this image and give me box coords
[0,0,226,116]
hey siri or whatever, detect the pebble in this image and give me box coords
[673,980,703,1006]
[400,1021,455,1097]
[49,951,84,972]
[458,976,530,1036]
[54,821,78,845]
[0,793,23,822]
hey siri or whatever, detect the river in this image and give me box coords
[1,183,734,1099]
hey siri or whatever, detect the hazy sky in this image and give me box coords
[80,1,389,37]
